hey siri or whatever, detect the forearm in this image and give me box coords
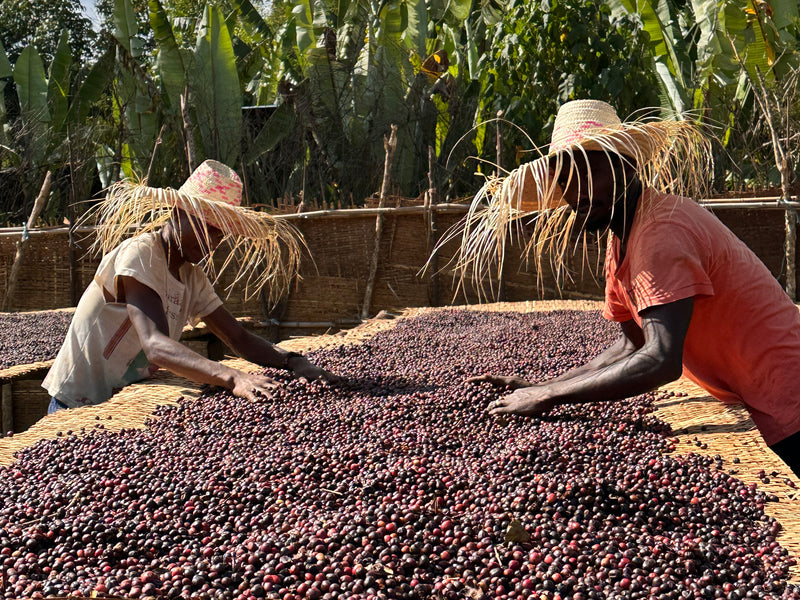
[229,329,297,370]
[549,336,637,383]
[545,347,681,406]
[146,336,242,390]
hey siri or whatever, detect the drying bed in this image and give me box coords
[0,301,798,600]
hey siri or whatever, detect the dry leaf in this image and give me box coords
[504,519,531,543]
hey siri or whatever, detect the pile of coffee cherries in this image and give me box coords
[0,311,72,369]
[0,310,796,599]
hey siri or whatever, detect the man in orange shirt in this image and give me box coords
[465,100,800,476]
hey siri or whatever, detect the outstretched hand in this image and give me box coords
[466,373,534,390]
[289,356,341,384]
[487,387,556,418]
[232,371,281,401]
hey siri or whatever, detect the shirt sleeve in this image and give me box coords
[603,278,633,322]
[626,221,714,313]
[109,236,166,300]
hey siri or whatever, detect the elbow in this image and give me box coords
[651,354,683,386]
[140,336,172,368]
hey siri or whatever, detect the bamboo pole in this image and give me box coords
[2,172,53,312]
[426,146,440,307]
[361,125,398,320]
[729,39,796,300]
[496,110,507,302]
[181,89,197,172]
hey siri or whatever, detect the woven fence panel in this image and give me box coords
[0,207,796,320]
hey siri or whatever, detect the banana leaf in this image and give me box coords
[404,0,428,56]
[14,47,50,122]
[67,47,116,123]
[149,0,187,109]
[231,0,273,41]
[114,0,143,58]
[244,102,297,165]
[47,30,72,133]
[193,4,243,166]
[0,40,12,79]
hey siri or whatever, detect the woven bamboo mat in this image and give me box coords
[0,359,55,383]
[2,300,800,583]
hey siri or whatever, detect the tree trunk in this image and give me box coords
[361,125,398,320]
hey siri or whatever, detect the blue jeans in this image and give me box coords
[48,397,69,415]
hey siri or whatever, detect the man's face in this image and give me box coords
[553,151,630,232]
[174,211,225,265]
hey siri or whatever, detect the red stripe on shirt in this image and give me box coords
[103,318,132,360]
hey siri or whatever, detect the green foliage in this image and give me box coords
[0,0,98,64]
[481,0,661,162]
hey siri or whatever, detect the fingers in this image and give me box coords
[466,374,489,383]
[487,399,510,415]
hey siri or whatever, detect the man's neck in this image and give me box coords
[610,178,642,245]
[160,226,186,279]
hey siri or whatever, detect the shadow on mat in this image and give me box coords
[655,395,755,435]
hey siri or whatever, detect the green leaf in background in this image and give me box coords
[465,16,478,80]
[292,2,315,54]
[448,0,472,22]
[0,40,12,79]
[336,0,352,25]
[768,0,799,36]
[404,0,428,56]
[113,0,141,57]
[311,0,329,34]
[47,30,72,133]
[231,0,273,42]
[67,46,116,123]
[149,0,187,108]
[194,4,243,167]
[244,102,297,165]
[14,47,50,121]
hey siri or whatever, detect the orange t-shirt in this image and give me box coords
[603,189,800,445]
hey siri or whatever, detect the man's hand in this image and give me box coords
[467,374,534,390]
[487,386,557,417]
[288,355,341,383]
[231,370,281,401]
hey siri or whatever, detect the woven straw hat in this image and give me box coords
[435,99,712,297]
[84,160,304,301]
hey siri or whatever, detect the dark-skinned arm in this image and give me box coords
[468,319,644,389]
[201,306,339,382]
[120,276,279,401]
[489,297,693,416]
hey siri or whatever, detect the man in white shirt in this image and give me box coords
[44,160,335,411]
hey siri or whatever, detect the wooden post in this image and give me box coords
[181,89,197,172]
[2,171,53,311]
[1,383,12,435]
[785,205,796,301]
[361,125,398,320]
[426,146,440,307]
[146,124,167,183]
[496,110,507,302]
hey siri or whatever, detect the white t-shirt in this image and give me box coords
[43,232,223,407]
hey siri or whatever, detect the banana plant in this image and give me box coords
[190,4,243,167]
[606,0,800,116]
[147,0,244,170]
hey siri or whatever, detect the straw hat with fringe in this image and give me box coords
[84,160,304,303]
[439,99,713,297]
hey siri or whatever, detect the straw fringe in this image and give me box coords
[82,180,305,303]
[436,115,713,298]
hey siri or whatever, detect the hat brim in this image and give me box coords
[82,180,305,302]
